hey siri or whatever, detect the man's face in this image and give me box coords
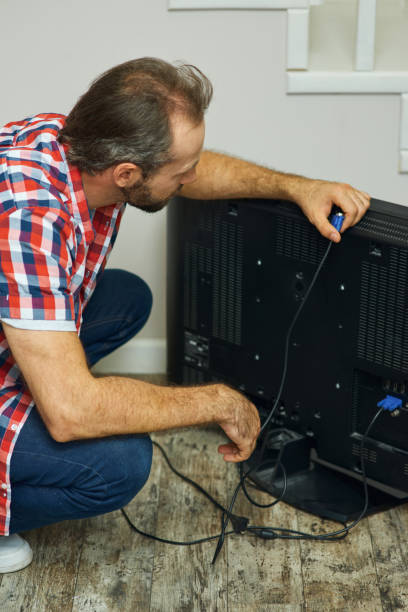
[121,114,205,213]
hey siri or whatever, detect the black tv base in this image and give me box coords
[243,428,408,523]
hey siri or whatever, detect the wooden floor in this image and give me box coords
[1,378,408,611]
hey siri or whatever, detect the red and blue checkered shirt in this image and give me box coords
[0,114,125,534]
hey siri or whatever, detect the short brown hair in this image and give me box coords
[59,57,213,176]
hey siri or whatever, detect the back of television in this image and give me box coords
[167,195,408,520]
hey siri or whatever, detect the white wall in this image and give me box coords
[1,0,407,354]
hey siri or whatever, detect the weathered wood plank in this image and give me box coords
[0,519,85,611]
[297,509,383,611]
[149,427,229,612]
[369,503,408,611]
[230,605,303,612]
[392,502,408,565]
[226,470,304,610]
[71,443,162,612]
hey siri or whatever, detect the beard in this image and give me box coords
[120,179,182,213]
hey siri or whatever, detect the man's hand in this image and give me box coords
[294,179,371,243]
[216,385,260,463]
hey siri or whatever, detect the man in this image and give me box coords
[0,57,370,573]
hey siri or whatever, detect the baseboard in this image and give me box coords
[92,338,167,375]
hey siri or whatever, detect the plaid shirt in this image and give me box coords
[0,114,125,534]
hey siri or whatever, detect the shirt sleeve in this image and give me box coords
[0,206,77,331]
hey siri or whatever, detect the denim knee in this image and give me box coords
[80,269,154,366]
[98,434,153,513]
[110,269,153,326]
[9,431,154,533]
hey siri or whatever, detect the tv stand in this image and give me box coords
[243,428,408,523]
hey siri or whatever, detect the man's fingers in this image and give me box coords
[216,386,260,462]
[218,442,253,463]
[218,443,239,462]
[316,186,371,240]
[314,217,341,243]
[334,186,371,232]
[329,189,359,232]
[353,190,371,223]
[297,179,371,241]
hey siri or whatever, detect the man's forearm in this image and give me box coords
[2,323,260,462]
[180,150,371,242]
[57,374,260,463]
[64,376,224,440]
[180,150,307,202]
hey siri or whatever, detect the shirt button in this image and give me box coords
[11,424,18,431]
[1,484,6,489]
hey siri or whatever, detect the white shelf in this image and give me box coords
[287,9,310,69]
[376,0,408,71]
[308,0,408,72]
[355,0,377,71]
[288,71,408,93]
[400,151,408,173]
[168,0,313,8]
[401,94,408,150]
[309,0,357,71]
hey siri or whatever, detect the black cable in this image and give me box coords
[212,240,334,563]
[239,456,287,509]
[121,357,387,551]
[151,440,227,515]
[260,240,333,437]
[121,507,236,546]
[120,439,246,546]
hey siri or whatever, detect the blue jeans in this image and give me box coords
[9,269,154,534]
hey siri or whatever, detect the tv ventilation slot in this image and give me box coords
[352,444,378,464]
[212,219,243,345]
[275,215,326,265]
[357,247,408,371]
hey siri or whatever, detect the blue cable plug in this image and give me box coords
[377,395,403,412]
[329,212,345,232]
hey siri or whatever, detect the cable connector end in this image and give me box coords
[329,212,345,232]
[229,514,249,534]
[257,529,278,540]
[211,538,224,565]
[377,395,403,412]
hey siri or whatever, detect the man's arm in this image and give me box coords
[181,151,371,242]
[2,322,259,463]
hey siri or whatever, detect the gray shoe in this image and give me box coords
[0,534,33,573]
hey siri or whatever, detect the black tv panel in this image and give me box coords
[167,196,408,516]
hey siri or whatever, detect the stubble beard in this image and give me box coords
[120,180,182,214]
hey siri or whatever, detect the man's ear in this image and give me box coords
[112,163,142,188]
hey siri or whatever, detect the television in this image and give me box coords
[167,195,408,521]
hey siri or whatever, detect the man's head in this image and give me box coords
[115,113,205,212]
[59,57,212,211]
